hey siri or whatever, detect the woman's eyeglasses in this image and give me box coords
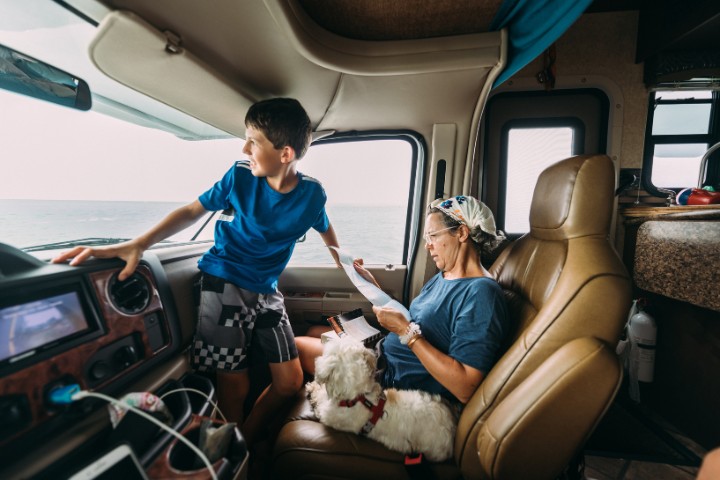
[423,226,457,245]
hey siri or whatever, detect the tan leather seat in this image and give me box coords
[272,154,631,479]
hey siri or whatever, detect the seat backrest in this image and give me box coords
[454,154,631,478]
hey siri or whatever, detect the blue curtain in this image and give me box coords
[490,0,593,88]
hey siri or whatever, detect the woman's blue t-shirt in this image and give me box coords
[197,160,329,293]
[381,272,508,400]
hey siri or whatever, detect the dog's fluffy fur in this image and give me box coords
[306,337,457,462]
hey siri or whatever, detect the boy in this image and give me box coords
[52,98,341,445]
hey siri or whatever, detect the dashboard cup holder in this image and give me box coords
[146,414,245,479]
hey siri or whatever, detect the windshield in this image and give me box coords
[0,0,242,251]
[0,1,416,266]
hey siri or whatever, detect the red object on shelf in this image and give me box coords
[686,188,720,205]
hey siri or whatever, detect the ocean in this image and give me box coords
[0,200,408,265]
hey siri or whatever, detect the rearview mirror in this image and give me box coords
[0,43,91,111]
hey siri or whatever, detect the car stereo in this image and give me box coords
[0,277,103,375]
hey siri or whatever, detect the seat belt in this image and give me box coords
[403,453,435,480]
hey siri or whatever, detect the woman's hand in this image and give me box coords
[372,306,409,336]
[353,259,381,289]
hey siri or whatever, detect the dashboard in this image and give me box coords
[0,242,182,463]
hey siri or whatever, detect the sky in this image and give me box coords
[0,77,412,207]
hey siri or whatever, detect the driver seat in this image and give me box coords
[272,154,631,479]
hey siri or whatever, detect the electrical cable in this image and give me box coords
[70,390,218,480]
[159,387,227,422]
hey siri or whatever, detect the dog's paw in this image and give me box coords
[305,381,324,413]
[306,381,319,400]
[305,380,319,395]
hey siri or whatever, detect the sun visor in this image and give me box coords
[89,10,256,138]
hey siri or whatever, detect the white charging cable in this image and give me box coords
[71,390,218,480]
[159,387,227,422]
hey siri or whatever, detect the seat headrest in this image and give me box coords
[529,154,614,241]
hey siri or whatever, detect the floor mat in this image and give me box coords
[585,398,702,467]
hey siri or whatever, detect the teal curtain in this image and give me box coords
[490,0,593,87]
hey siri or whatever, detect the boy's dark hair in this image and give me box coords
[245,98,312,159]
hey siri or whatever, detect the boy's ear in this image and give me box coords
[280,145,297,164]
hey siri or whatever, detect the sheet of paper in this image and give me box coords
[342,317,380,339]
[330,246,411,320]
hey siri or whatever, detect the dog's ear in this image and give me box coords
[314,353,334,385]
[315,353,351,399]
[363,345,377,372]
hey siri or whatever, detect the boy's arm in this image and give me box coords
[52,199,209,280]
[318,222,341,267]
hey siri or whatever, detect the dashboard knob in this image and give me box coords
[89,361,111,381]
[114,345,138,368]
[0,395,31,436]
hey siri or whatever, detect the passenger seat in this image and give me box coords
[272,154,632,479]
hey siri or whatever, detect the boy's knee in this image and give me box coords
[272,370,303,397]
[268,356,304,397]
[280,375,304,397]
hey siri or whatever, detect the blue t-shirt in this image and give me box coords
[197,160,329,293]
[381,272,508,401]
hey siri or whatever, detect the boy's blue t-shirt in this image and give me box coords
[197,160,329,293]
[381,272,508,400]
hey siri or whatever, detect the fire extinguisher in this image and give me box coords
[628,298,657,383]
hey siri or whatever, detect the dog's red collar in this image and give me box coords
[338,393,387,435]
[338,395,371,408]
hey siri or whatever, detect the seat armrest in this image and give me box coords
[476,337,622,480]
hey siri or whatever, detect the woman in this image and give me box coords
[296,195,509,404]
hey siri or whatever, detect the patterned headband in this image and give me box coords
[430,195,497,237]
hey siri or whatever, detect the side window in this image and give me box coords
[289,136,416,265]
[501,120,583,233]
[643,90,719,194]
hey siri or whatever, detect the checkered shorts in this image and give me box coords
[191,273,298,372]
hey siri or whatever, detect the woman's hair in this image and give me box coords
[428,206,506,258]
[245,97,312,159]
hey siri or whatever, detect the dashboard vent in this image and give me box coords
[109,272,152,315]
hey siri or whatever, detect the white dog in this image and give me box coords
[306,337,457,462]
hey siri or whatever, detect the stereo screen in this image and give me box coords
[0,291,89,362]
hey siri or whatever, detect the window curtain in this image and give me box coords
[490,0,593,88]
